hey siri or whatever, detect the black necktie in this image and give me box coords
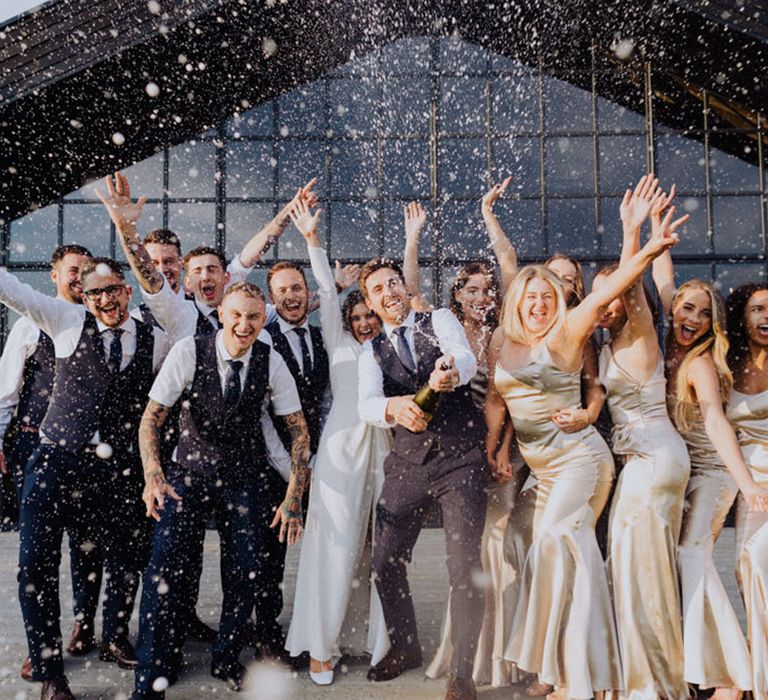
[210,309,221,329]
[106,328,124,373]
[295,327,312,375]
[394,326,416,373]
[224,360,243,411]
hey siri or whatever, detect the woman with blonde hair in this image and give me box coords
[486,217,681,700]
[650,189,768,700]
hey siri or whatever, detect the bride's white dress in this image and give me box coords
[285,247,393,664]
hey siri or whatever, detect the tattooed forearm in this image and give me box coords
[139,399,171,481]
[282,409,311,498]
[116,227,164,293]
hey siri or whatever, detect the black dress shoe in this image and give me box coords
[40,675,75,700]
[211,661,246,692]
[367,647,423,682]
[185,615,217,643]
[66,620,96,656]
[99,637,138,669]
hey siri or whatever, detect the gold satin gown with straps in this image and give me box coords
[496,342,621,699]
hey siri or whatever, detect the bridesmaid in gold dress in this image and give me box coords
[593,175,690,700]
[650,190,768,700]
[726,283,768,700]
[485,219,681,700]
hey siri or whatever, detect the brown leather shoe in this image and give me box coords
[98,637,138,670]
[21,655,33,682]
[367,647,422,682]
[445,675,477,700]
[40,675,75,700]
[66,620,96,656]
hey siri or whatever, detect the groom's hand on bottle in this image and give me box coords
[429,355,459,392]
[386,396,428,433]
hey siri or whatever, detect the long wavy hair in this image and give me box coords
[545,253,585,308]
[726,282,768,372]
[501,265,567,345]
[449,261,501,330]
[668,279,732,433]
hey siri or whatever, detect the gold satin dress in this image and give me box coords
[497,343,621,699]
[727,389,768,700]
[673,400,752,690]
[600,347,690,700]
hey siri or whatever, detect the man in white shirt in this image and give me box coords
[130,282,310,699]
[357,258,487,700]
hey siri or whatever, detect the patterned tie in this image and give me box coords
[224,360,243,411]
[106,328,124,373]
[209,308,221,329]
[294,327,312,375]
[394,326,416,373]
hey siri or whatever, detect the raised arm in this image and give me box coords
[138,399,180,521]
[481,177,517,290]
[650,184,678,317]
[402,202,432,312]
[689,355,768,511]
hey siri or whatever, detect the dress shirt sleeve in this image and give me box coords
[226,255,253,286]
[309,246,344,353]
[268,349,302,416]
[151,326,174,373]
[148,336,197,407]
[431,308,477,386]
[0,268,82,340]
[261,401,291,482]
[0,319,39,449]
[141,279,195,343]
[358,341,396,428]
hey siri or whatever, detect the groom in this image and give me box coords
[357,258,487,700]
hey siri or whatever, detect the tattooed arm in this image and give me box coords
[270,409,311,545]
[97,172,165,293]
[139,399,181,521]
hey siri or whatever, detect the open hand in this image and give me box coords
[642,206,687,258]
[404,201,427,241]
[334,261,360,290]
[96,172,147,229]
[289,196,321,239]
[270,495,304,544]
[481,177,511,215]
[620,174,664,231]
[651,183,676,238]
[143,474,181,522]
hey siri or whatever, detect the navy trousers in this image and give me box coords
[133,465,284,699]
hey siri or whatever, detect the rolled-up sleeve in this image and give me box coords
[268,350,302,416]
[432,308,477,386]
[358,342,395,428]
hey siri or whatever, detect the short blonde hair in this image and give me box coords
[501,265,567,344]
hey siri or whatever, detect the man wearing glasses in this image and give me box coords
[0,256,170,700]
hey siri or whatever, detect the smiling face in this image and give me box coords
[671,287,712,346]
[546,257,579,305]
[743,289,768,349]
[146,242,183,294]
[591,272,627,332]
[363,267,409,326]
[184,253,230,308]
[81,270,132,328]
[269,268,309,325]
[219,290,266,358]
[349,302,381,344]
[519,276,557,337]
[454,273,496,324]
[50,252,91,304]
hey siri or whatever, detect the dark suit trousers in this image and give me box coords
[373,445,487,679]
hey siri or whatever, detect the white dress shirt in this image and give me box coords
[274,315,314,371]
[357,308,477,428]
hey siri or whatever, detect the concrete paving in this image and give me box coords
[0,527,746,699]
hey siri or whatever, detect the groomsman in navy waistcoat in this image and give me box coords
[358,258,487,700]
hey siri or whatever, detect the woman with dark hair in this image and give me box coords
[284,199,393,685]
[725,282,768,700]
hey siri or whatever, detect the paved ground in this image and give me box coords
[0,527,745,700]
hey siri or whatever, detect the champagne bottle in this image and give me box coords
[413,383,442,423]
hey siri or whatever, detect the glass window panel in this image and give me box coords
[62,204,112,257]
[439,37,487,75]
[598,135,647,194]
[5,270,54,328]
[441,200,491,260]
[655,134,706,193]
[64,177,104,201]
[716,263,766,296]
[167,202,216,250]
[710,142,760,192]
[712,196,763,256]
[225,203,276,260]
[121,151,165,199]
[331,202,381,259]
[492,75,540,134]
[381,140,430,198]
[543,75,593,133]
[439,139,487,197]
[491,52,532,72]
[330,141,377,198]
[673,263,712,287]
[332,49,378,77]
[492,199,545,259]
[546,198,597,257]
[380,77,432,135]
[379,37,431,74]
[545,137,594,195]
[115,203,163,263]
[594,71,647,133]
[226,103,274,138]
[243,267,270,293]
[226,141,274,199]
[9,204,59,262]
[670,196,709,256]
[599,197,625,256]
[381,202,432,260]
[596,96,646,133]
[329,78,378,137]
[440,77,486,135]
[168,141,217,199]
[492,138,541,196]
[276,140,327,199]
[277,83,326,137]
[275,222,314,261]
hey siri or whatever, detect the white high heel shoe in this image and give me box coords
[309,659,335,686]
